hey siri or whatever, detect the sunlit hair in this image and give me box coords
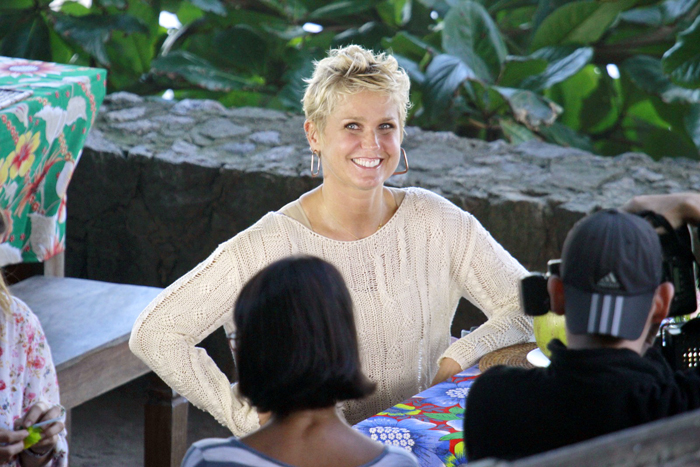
[234,255,376,418]
[302,45,411,134]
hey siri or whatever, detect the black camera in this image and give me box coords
[520,215,698,318]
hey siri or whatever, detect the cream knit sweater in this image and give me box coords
[129,187,532,436]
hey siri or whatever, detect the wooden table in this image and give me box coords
[10,276,190,467]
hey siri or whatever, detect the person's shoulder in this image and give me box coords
[368,445,420,467]
[400,187,470,220]
[183,437,271,467]
[469,365,544,399]
[4,295,42,331]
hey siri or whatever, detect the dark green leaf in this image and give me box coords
[662,16,700,89]
[500,118,538,144]
[174,3,205,26]
[395,54,425,85]
[57,1,92,16]
[684,104,700,150]
[332,22,392,50]
[0,14,51,61]
[443,0,506,82]
[622,55,700,103]
[623,0,699,26]
[52,13,149,65]
[152,50,257,92]
[522,46,593,91]
[189,0,226,16]
[382,31,431,63]
[309,0,376,19]
[211,26,268,74]
[0,0,34,9]
[96,0,127,8]
[470,80,508,113]
[580,74,620,134]
[538,122,594,151]
[498,56,548,88]
[424,54,477,110]
[494,86,562,129]
[545,64,600,130]
[531,0,639,51]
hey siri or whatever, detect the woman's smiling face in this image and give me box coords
[307,90,402,191]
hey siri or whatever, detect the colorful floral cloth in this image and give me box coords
[0,57,106,267]
[0,295,67,466]
[355,366,480,467]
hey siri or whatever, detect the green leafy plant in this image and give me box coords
[3,0,700,159]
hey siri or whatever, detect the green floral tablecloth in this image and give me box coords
[0,57,106,267]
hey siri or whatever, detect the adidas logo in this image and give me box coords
[596,272,621,289]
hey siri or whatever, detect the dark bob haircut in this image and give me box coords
[234,255,375,417]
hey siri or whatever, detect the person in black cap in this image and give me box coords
[464,208,700,461]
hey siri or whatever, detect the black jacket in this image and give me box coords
[465,340,700,461]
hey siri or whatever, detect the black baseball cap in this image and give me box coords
[561,209,663,340]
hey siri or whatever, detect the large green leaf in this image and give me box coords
[308,0,377,19]
[580,73,620,134]
[538,121,594,151]
[442,0,506,82]
[500,118,538,144]
[188,0,226,16]
[394,54,425,85]
[545,64,600,130]
[210,26,268,74]
[493,86,562,129]
[521,46,593,91]
[684,104,700,150]
[377,0,413,27]
[662,16,700,89]
[498,56,548,88]
[423,54,477,111]
[382,31,431,63]
[152,50,257,92]
[332,21,392,50]
[52,13,149,65]
[0,0,34,9]
[0,13,51,61]
[621,0,698,26]
[531,0,639,51]
[622,55,700,103]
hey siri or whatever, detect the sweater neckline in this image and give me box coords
[272,187,413,244]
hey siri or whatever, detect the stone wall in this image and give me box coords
[66,92,700,331]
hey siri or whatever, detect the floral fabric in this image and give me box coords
[354,366,480,467]
[0,56,106,267]
[0,296,67,466]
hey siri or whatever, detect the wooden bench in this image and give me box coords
[10,276,190,467]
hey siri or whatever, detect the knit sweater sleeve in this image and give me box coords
[129,233,262,436]
[439,206,533,369]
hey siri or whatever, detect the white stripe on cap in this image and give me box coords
[599,295,612,334]
[588,294,600,333]
[611,296,624,336]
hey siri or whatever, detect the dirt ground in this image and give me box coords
[70,374,230,467]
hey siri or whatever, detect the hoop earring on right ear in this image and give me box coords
[310,150,321,177]
[393,148,409,175]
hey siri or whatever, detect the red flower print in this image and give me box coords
[32,356,45,369]
[0,381,5,390]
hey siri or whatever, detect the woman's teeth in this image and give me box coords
[353,158,381,168]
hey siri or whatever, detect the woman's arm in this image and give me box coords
[129,238,261,435]
[440,212,533,372]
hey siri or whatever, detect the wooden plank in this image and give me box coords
[470,407,700,467]
[9,276,162,368]
[57,340,151,410]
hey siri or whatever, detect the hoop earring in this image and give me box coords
[393,148,409,175]
[310,150,321,177]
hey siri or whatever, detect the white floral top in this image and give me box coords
[0,296,67,466]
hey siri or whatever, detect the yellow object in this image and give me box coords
[23,426,42,449]
[533,312,567,358]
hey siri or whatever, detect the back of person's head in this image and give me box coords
[302,44,411,133]
[234,255,375,417]
[560,209,664,341]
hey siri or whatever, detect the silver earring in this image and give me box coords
[310,150,321,177]
[393,148,409,175]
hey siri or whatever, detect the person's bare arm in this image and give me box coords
[622,192,700,228]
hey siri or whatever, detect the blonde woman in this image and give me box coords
[0,232,67,465]
[130,45,532,436]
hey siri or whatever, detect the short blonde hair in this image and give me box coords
[302,45,411,133]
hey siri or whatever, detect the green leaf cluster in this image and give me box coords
[3,0,700,159]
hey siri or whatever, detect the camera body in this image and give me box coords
[520,222,697,319]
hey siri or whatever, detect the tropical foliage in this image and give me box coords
[2,0,700,159]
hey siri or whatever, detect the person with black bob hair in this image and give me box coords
[181,256,419,467]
